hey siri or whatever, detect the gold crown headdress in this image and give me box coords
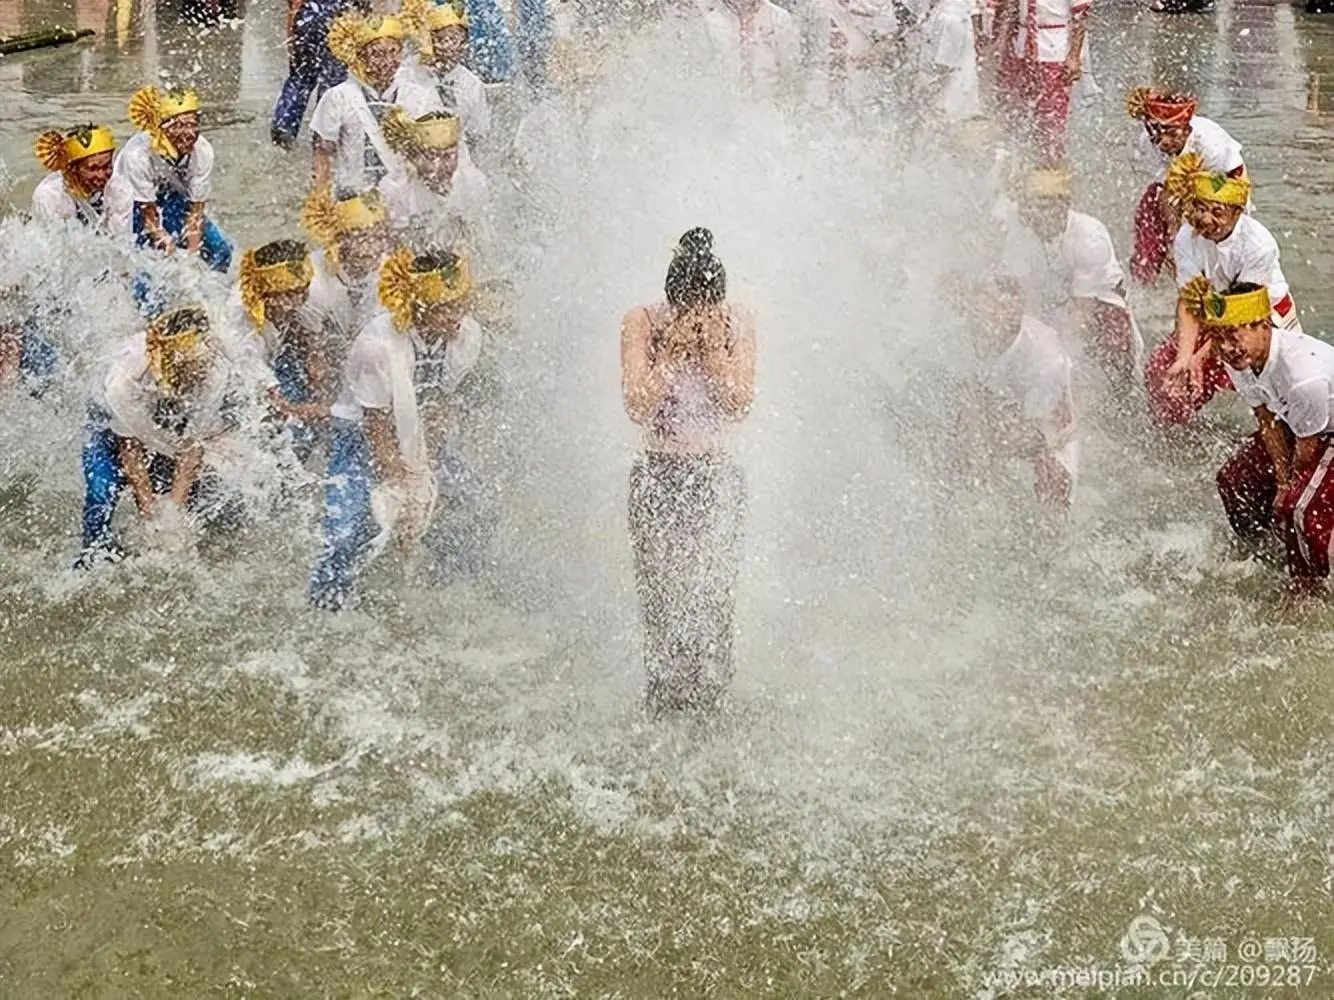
[1179,275,1270,329]
[1165,152,1250,208]
[402,0,469,59]
[327,12,405,81]
[301,186,389,268]
[33,125,117,198]
[239,247,314,328]
[378,247,472,331]
[128,87,201,160]
[381,106,461,158]
[145,306,212,392]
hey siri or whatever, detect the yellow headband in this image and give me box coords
[1180,276,1271,329]
[34,125,116,198]
[1166,152,1250,208]
[239,250,314,328]
[381,106,461,157]
[302,186,388,266]
[128,87,201,160]
[402,0,470,59]
[378,247,472,330]
[328,13,405,80]
[145,308,211,391]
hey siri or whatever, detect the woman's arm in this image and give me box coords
[701,306,756,419]
[620,307,674,425]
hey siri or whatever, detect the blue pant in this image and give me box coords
[80,416,246,557]
[80,421,173,551]
[17,324,58,398]
[133,188,232,273]
[272,349,319,461]
[513,0,553,91]
[423,447,495,585]
[309,420,379,610]
[272,0,353,142]
[463,0,517,83]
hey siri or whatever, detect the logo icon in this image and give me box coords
[1120,914,1171,965]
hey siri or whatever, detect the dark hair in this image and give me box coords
[412,250,462,273]
[253,239,308,267]
[665,227,726,309]
[1225,281,1265,296]
[161,307,209,335]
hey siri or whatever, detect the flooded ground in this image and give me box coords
[0,0,1332,996]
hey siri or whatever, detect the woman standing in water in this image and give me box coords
[620,229,756,716]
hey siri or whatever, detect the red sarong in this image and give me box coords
[997,54,1072,164]
[1143,338,1233,426]
[1217,434,1334,584]
[1131,182,1172,285]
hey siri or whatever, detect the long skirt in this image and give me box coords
[629,451,746,715]
[996,54,1072,164]
[1217,432,1334,588]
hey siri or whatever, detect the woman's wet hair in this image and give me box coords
[665,227,726,309]
[253,239,308,267]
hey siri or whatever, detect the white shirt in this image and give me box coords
[330,311,481,466]
[397,57,490,143]
[1231,329,1334,438]
[1012,0,1089,63]
[1174,213,1292,311]
[113,131,216,204]
[101,334,230,459]
[311,77,442,196]
[378,158,489,245]
[30,171,134,236]
[700,0,802,102]
[1138,114,1244,182]
[920,0,980,122]
[302,248,383,352]
[985,314,1078,478]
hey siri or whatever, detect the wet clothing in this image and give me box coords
[919,0,981,123]
[629,450,745,714]
[984,314,1079,505]
[311,76,442,197]
[310,312,482,609]
[700,0,802,103]
[30,172,134,236]
[397,57,491,144]
[1130,117,1245,286]
[1217,434,1334,584]
[998,0,1089,161]
[271,0,359,145]
[114,132,232,272]
[1145,215,1299,426]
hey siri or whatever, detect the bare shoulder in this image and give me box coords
[621,304,660,337]
[727,302,757,338]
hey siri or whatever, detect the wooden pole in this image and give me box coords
[0,27,95,57]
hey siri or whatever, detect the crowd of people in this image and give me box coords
[1,0,1330,714]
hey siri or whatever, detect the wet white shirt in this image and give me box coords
[31,172,134,236]
[920,0,980,122]
[985,314,1078,478]
[1231,329,1334,438]
[396,57,490,143]
[113,131,215,204]
[330,311,480,466]
[378,158,489,246]
[700,0,802,102]
[101,334,230,459]
[1011,0,1089,63]
[1137,114,1244,183]
[303,248,383,352]
[1174,213,1294,318]
[311,76,442,195]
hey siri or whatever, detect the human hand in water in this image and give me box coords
[1062,53,1083,85]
